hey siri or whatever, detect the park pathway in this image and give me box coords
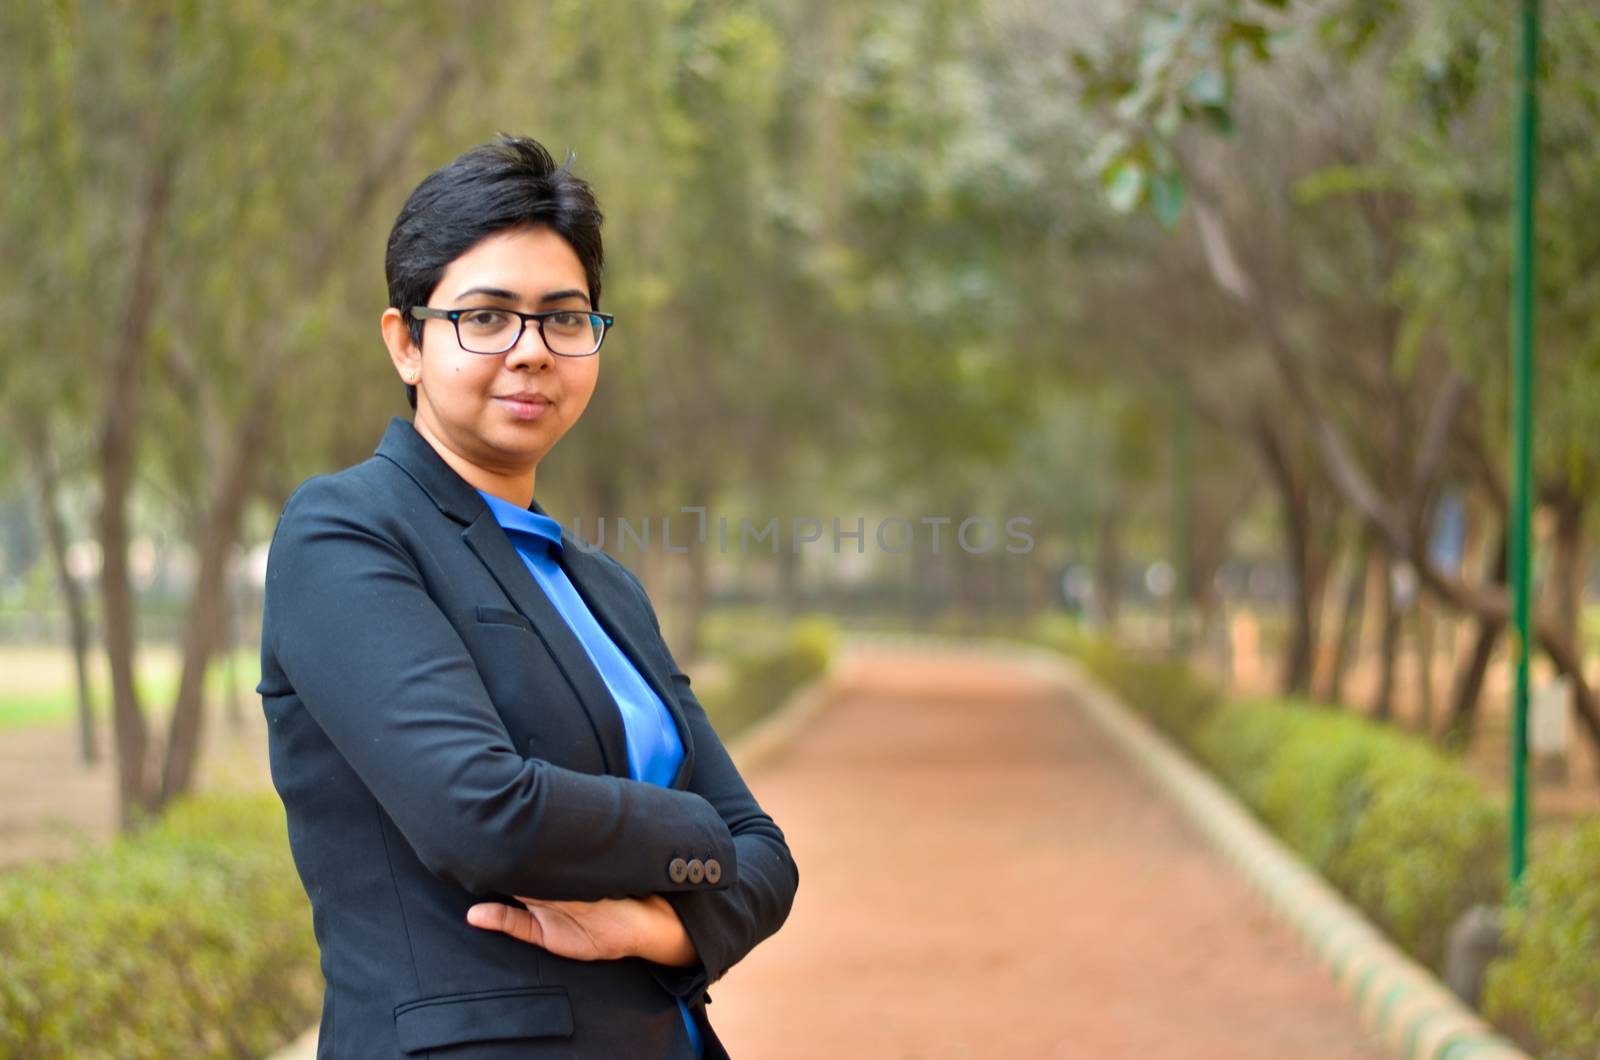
[707,642,1393,1059]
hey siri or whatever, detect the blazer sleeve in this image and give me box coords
[612,560,801,1008]
[261,474,738,901]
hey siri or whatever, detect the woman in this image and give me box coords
[257,135,798,1059]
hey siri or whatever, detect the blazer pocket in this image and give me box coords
[394,986,573,1053]
[476,605,535,633]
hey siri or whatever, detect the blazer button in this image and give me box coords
[686,858,705,884]
[668,857,689,884]
[704,858,722,884]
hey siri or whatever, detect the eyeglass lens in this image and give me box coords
[456,309,604,355]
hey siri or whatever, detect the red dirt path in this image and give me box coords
[708,645,1392,1059]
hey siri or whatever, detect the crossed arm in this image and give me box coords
[466,560,801,982]
[265,476,796,1001]
[465,892,699,966]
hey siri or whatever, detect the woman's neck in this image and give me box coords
[412,414,537,509]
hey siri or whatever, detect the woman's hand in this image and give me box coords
[466,893,699,967]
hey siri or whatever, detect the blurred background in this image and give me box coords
[1,0,1597,1057]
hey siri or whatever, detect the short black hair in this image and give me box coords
[385,133,606,410]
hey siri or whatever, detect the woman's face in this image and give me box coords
[382,224,600,486]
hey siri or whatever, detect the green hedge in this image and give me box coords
[698,615,838,738]
[1033,617,1221,746]
[1331,742,1506,970]
[1194,698,1507,969]
[0,793,320,1059]
[1483,818,1600,1059]
[1042,628,1508,972]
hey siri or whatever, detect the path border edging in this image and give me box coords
[725,665,843,775]
[1021,647,1532,1060]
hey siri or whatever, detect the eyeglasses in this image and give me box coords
[409,305,614,357]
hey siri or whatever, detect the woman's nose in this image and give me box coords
[503,322,556,369]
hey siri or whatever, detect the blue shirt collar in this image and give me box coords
[476,489,565,554]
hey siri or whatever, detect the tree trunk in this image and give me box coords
[99,148,175,827]
[1442,525,1509,750]
[23,428,100,765]
[159,395,273,804]
[1190,479,1255,684]
[1444,619,1500,752]
[1283,526,1319,698]
[1538,626,1600,789]
[1414,602,1436,734]
[1252,415,1318,696]
[1373,551,1401,722]
[1548,495,1585,650]
[1326,529,1370,705]
[223,583,244,734]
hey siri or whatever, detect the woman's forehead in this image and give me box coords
[435,226,589,304]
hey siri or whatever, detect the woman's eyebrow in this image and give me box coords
[536,288,591,306]
[452,285,591,306]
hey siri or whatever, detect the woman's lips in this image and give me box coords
[494,395,551,421]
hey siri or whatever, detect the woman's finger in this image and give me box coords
[509,897,636,961]
[465,901,546,947]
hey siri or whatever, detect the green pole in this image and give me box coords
[1507,0,1540,902]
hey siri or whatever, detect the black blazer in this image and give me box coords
[256,417,798,1059]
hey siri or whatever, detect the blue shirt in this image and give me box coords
[476,489,702,1057]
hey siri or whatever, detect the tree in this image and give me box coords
[2,0,486,824]
[1072,0,1600,771]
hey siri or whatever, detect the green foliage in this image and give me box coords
[1072,0,1411,224]
[1385,0,1600,498]
[1072,630,1222,746]
[1197,700,1508,972]
[1334,746,1506,969]
[1482,818,1600,1060]
[698,615,839,738]
[1028,613,1093,658]
[1072,0,1299,220]
[1076,0,1600,505]
[1246,703,1381,876]
[0,792,319,1059]
[1193,698,1506,972]
[1192,697,1298,810]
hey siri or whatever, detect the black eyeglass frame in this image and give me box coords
[408,305,615,357]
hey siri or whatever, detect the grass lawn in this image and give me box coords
[0,643,261,730]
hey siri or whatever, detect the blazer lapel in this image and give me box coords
[460,516,633,779]
[375,417,631,779]
[375,416,698,788]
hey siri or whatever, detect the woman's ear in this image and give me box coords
[380,306,422,385]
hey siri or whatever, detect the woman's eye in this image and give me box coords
[548,312,584,329]
[464,310,509,328]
